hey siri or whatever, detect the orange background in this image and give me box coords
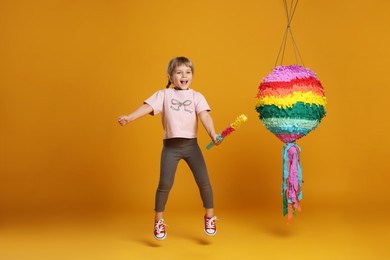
[1,0,390,222]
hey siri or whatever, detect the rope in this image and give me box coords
[274,0,305,67]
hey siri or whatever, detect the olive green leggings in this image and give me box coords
[154,138,214,212]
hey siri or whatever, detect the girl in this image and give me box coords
[118,57,221,240]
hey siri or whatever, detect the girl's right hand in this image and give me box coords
[118,115,130,126]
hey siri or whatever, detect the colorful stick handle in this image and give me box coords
[206,134,223,150]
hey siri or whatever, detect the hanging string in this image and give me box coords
[274,0,305,67]
[279,0,296,65]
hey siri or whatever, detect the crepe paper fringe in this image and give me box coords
[221,126,235,138]
[261,118,319,129]
[257,77,325,97]
[257,103,326,121]
[230,114,248,132]
[262,65,317,82]
[256,91,326,109]
[206,114,248,150]
[275,134,303,143]
[282,143,302,224]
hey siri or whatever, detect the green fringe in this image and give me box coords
[256,102,326,121]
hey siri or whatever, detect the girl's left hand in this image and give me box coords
[212,134,223,146]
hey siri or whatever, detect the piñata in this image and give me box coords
[255,65,326,223]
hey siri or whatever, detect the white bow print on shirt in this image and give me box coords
[170,99,193,113]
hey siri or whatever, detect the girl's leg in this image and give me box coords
[155,211,164,221]
[154,140,181,213]
[205,208,214,218]
[184,140,214,212]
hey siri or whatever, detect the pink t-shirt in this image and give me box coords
[144,88,211,139]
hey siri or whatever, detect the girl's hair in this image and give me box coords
[165,56,194,88]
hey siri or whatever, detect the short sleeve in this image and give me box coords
[144,90,165,115]
[194,91,211,114]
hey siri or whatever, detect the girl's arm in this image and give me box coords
[198,110,221,145]
[118,103,153,126]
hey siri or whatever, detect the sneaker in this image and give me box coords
[154,219,167,240]
[204,215,217,236]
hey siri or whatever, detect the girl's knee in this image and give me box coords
[157,181,173,192]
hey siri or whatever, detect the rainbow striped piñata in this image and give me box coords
[255,65,326,223]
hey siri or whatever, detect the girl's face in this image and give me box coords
[170,65,193,90]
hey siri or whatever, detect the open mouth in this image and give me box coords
[180,80,188,85]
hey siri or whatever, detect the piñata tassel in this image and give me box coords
[282,142,302,223]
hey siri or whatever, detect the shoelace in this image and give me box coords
[154,219,168,234]
[205,216,217,229]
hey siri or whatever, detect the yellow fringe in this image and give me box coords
[255,91,327,108]
[231,114,248,129]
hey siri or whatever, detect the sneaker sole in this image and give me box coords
[204,229,217,236]
[154,233,167,240]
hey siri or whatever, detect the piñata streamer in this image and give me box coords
[255,65,326,223]
[206,114,248,150]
